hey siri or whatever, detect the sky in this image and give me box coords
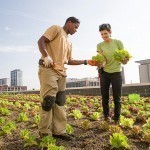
[0,0,150,90]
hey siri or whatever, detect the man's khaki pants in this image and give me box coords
[38,66,67,135]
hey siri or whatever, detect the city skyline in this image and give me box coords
[0,0,150,90]
[0,69,27,92]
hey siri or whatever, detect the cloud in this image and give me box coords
[4,26,11,31]
[14,32,27,36]
[0,8,50,23]
[0,45,34,53]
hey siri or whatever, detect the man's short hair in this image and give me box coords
[65,16,80,24]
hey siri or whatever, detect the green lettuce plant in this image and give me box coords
[128,94,140,103]
[33,114,40,125]
[24,134,38,147]
[40,135,56,147]
[142,118,150,129]
[0,117,5,125]
[1,125,12,134]
[7,122,16,130]
[0,107,10,116]
[90,112,100,121]
[120,117,134,128]
[17,112,29,122]
[20,129,30,139]
[110,133,130,149]
[66,124,74,134]
[99,121,109,131]
[81,119,91,130]
[82,106,89,111]
[72,109,83,119]
[23,103,31,111]
[1,122,16,135]
[15,101,21,108]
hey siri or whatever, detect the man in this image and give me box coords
[38,16,91,140]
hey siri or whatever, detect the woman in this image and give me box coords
[97,24,128,123]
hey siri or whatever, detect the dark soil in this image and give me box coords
[0,117,149,150]
[0,95,150,150]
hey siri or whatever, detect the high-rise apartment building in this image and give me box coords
[11,69,23,86]
[135,59,150,83]
[0,78,10,86]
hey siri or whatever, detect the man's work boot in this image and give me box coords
[39,132,49,139]
[52,133,74,141]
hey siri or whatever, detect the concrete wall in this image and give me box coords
[66,83,150,96]
[1,83,150,97]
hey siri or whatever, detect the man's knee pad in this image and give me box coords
[42,95,55,111]
[55,91,66,106]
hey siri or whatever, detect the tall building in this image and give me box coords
[0,78,10,86]
[135,59,150,83]
[11,69,23,86]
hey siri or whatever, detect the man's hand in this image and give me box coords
[121,58,129,65]
[43,56,53,67]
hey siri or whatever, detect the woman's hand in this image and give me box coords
[121,58,129,64]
